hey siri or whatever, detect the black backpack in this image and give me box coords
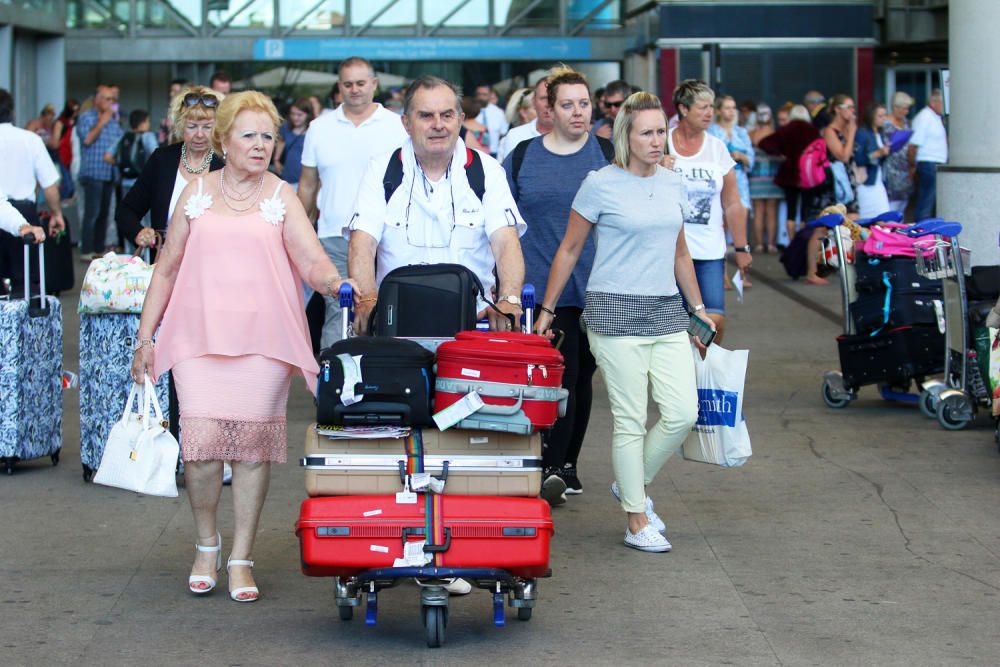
[382,146,486,203]
[508,135,615,190]
[116,132,148,179]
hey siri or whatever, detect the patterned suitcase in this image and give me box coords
[296,495,553,579]
[302,424,542,497]
[79,313,173,480]
[0,242,63,474]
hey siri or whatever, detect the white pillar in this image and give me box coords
[36,36,65,115]
[937,0,1000,267]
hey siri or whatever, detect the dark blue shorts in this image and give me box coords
[691,258,726,316]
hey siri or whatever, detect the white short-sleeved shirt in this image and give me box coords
[476,103,510,156]
[300,104,408,239]
[667,128,736,261]
[497,119,540,163]
[910,107,948,164]
[0,123,60,200]
[346,138,526,303]
[0,190,29,235]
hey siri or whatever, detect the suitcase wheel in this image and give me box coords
[3,457,13,476]
[338,605,353,621]
[82,465,95,483]
[422,605,447,648]
[51,451,59,466]
[517,607,532,621]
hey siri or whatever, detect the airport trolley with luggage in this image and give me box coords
[819,212,950,410]
[297,279,559,647]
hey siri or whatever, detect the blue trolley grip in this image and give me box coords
[521,284,535,333]
[339,282,354,339]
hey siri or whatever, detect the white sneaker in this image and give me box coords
[443,578,472,595]
[624,525,672,553]
[610,481,666,534]
[223,461,233,485]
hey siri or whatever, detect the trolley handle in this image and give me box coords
[856,210,903,227]
[902,220,963,239]
[805,213,844,229]
[339,282,354,339]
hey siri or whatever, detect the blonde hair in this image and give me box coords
[611,91,667,168]
[210,91,282,155]
[504,88,533,127]
[169,85,224,143]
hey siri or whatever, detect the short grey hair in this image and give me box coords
[672,79,714,118]
[402,75,462,116]
[929,88,944,102]
[789,104,811,123]
[338,56,375,78]
[891,91,914,108]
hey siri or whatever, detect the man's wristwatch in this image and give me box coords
[692,304,706,312]
[497,295,522,307]
[734,245,752,253]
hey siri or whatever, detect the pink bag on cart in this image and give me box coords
[860,223,936,258]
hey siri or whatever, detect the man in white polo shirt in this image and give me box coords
[347,75,526,336]
[298,56,408,347]
[908,88,948,220]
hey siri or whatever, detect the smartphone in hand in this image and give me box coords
[687,315,716,347]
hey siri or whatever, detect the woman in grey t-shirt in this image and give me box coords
[535,92,715,554]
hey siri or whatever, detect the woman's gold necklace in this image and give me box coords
[181,143,214,174]
[219,167,264,212]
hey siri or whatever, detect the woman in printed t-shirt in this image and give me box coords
[535,92,715,554]
[666,80,751,343]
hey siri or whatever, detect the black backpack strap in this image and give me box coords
[464,147,486,203]
[596,136,615,163]
[382,147,404,204]
[509,137,532,189]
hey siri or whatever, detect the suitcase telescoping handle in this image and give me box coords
[21,234,48,317]
[339,282,354,339]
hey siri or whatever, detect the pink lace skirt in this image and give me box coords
[172,354,292,464]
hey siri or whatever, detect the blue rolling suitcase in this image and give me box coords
[78,312,173,481]
[0,240,63,474]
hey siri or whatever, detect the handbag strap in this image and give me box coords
[122,381,142,422]
[141,374,166,431]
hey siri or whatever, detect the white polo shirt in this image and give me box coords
[346,138,526,303]
[496,119,540,163]
[476,102,509,156]
[0,190,29,235]
[910,106,948,164]
[301,104,408,239]
[0,123,60,200]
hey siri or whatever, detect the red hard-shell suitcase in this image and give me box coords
[296,495,553,579]
[435,334,567,432]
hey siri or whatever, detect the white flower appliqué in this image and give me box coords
[259,196,286,226]
[184,193,213,220]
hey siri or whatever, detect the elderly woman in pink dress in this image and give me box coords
[131,91,352,603]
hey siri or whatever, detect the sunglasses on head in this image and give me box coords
[183,93,219,109]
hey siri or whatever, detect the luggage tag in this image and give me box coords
[404,540,433,566]
[410,472,432,492]
[396,477,418,504]
[433,391,485,430]
[933,300,945,334]
[336,353,365,406]
[428,477,446,494]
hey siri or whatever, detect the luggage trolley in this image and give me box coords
[904,221,993,430]
[820,211,947,409]
[301,283,552,648]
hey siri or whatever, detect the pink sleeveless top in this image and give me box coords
[153,179,319,392]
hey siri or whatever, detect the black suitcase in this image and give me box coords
[41,214,75,295]
[373,263,483,337]
[838,325,944,390]
[851,287,941,334]
[316,336,435,426]
[854,253,940,294]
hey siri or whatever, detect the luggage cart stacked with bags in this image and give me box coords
[296,266,564,647]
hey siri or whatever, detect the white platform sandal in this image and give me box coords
[188,533,222,595]
[227,558,259,603]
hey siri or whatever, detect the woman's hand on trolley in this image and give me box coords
[533,308,556,340]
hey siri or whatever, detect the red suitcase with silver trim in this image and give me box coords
[434,332,567,434]
[296,494,553,579]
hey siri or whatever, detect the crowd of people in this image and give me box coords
[0,59,951,595]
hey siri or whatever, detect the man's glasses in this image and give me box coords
[183,93,219,109]
[605,100,624,109]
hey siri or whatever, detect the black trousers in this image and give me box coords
[541,307,597,469]
[0,200,41,295]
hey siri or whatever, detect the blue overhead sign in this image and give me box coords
[253,38,593,62]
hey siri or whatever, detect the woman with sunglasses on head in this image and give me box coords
[116,86,225,258]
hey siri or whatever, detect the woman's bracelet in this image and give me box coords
[357,296,377,304]
[134,338,154,351]
[539,305,556,316]
[323,275,341,296]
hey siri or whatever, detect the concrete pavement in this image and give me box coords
[2,252,999,666]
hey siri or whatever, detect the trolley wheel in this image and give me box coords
[919,389,939,419]
[3,458,13,476]
[822,380,850,409]
[338,604,354,621]
[51,451,60,466]
[422,605,447,648]
[517,607,533,621]
[937,394,973,431]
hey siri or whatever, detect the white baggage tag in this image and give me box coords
[336,354,365,406]
[404,540,432,566]
[396,478,418,504]
[410,472,432,491]
[432,391,485,430]
[428,477,446,494]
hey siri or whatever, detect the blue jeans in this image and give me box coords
[80,177,114,254]
[690,258,726,316]
[914,161,938,221]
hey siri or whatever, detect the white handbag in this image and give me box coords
[94,375,180,497]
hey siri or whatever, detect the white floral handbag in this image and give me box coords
[94,375,180,497]
[78,244,158,314]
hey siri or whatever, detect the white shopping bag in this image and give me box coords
[682,345,752,467]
